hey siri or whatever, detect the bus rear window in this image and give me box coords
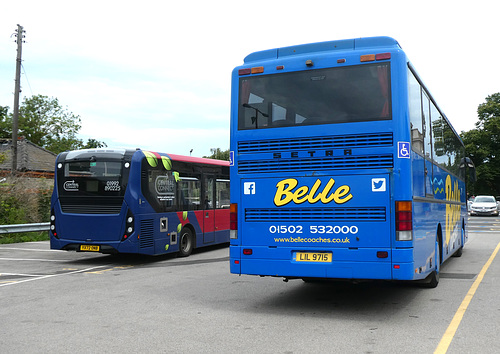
[238,63,391,130]
[59,160,127,196]
[65,161,122,177]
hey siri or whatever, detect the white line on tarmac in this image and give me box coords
[0,265,108,287]
[0,273,43,277]
[0,258,70,262]
[0,247,65,252]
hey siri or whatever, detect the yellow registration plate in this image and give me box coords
[295,252,332,263]
[80,245,100,252]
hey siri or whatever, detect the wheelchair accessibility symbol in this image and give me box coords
[398,141,410,159]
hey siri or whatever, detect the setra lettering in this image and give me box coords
[274,178,353,207]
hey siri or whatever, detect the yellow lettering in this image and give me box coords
[307,179,323,203]
[320,179,336,203]
[274,178,353,207]
[333,185,353,203]
[274,179,298,207]
[445,175,462,246]
[294,186,309,204]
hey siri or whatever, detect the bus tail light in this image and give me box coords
[360,53,391,62]
[396,201,412,241]
[377,251,388,258]
[230,203,238,239]
[50,209,58,239]
[122,210,134,241]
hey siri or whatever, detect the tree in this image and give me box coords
[461,93,500,196]
[0,105,9,137]
[1,95,106,154]
[18,95,82,153]
[204,148,230,161]
[82,138,107,149]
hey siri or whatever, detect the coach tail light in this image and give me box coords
[122,210,135,241]
[396,201,413,241]
[230,203,238,239]
[50,209,58,239]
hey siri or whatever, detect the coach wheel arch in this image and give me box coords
[178,225,195,257]
[436,224,443,266]
[452,219,466,257]
[420,226,442,288]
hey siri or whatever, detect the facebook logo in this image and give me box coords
[244,182,256,195]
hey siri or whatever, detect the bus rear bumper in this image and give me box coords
[50,235,139,255]
[231,258,419,281]
[229,247,418,281]
[231,258,394,279]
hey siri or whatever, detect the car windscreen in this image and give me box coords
[473,196,495,203]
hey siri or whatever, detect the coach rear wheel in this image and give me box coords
[453,225,465,257]
[179,227,194,257]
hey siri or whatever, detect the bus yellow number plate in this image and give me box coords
[295,252,332,263]
[80,245,100,252]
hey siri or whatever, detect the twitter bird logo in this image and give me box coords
[372,178,386,192]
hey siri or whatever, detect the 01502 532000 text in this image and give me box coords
[268,225,358,234]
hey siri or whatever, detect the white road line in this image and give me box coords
[0,273,44,277]
[0,265,108,287]
[0,258,71,262]
[0,247,65,252]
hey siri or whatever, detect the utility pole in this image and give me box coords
[11,24,25,175]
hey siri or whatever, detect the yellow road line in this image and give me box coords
[434,241,500,354]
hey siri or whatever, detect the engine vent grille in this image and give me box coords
[238,132,393,154]
[238,155,393,174]
[59,197,123,214]
[139,219,154,248]
[245,207,386,222]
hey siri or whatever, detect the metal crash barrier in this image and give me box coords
[0,223,50,234]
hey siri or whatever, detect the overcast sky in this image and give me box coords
[1,0,499,157]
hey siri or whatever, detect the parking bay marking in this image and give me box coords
[0,265,109,288]
[434,241,500,353]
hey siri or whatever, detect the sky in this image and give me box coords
[1,0,499,157]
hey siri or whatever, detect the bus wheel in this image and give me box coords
[452,226,464,257]
[453,247,463,257]
[422,239,440,288]
[179,228,194,257]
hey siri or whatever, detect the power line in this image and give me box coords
[21,63,34,97]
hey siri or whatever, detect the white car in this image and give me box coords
[470,195,499,216]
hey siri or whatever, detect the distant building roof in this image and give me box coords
[0,137,57,176]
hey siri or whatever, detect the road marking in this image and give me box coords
[0,247,65,252]
[0,265,108,287]
[85,265,133,274]
[434,241,500,354]
[0,272,44,277]
[0,258,70,262]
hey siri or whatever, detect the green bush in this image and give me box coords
[0,196,25,225]
[0,231,48,244]
[37,189,52,222]
[0,177,53,243]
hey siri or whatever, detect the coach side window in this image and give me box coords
[216,179,230,209]
[408,69,423,154]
